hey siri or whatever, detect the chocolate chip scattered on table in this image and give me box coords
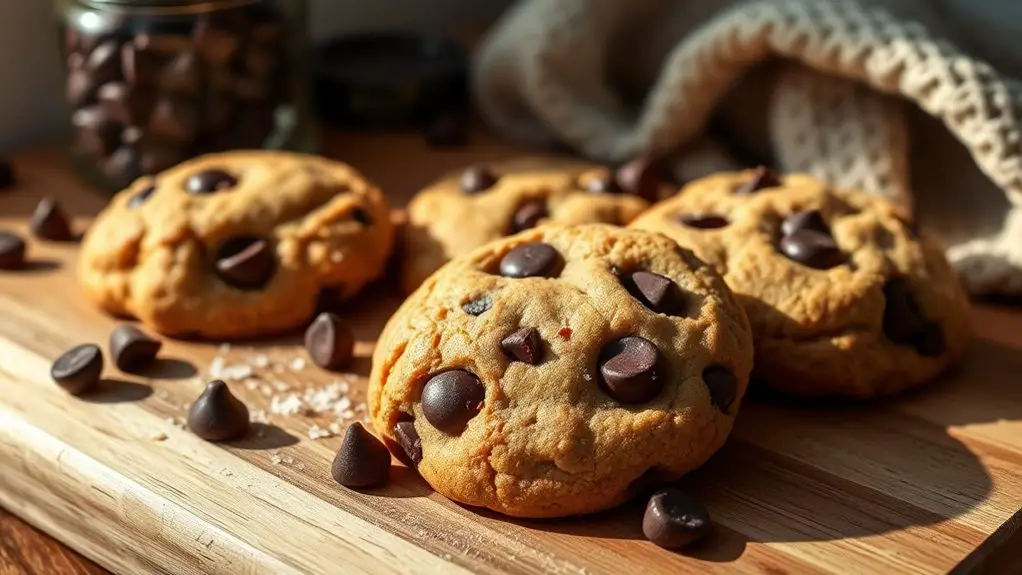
[187,380,250,442]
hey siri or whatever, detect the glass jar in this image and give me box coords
[55,0,318,191]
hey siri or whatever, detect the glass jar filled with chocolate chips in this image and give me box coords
[56,0,316,190]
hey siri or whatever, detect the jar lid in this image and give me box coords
[312,31,469,130]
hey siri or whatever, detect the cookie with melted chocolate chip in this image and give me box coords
[370,224,753,518]
[79,150,395,339]
[629,168,971,398]
[400,157,655,293]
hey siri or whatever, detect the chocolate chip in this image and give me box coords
[128,184,156,208]
[781,209,829,236]
[678,213,729,229]
[86,40,123,85]
[882,279,944,356]
[598,336,664,404]
[187,380,250,442]
[0,232,27,270]
[71,107,122,158]
[500,328,541,364]
[214,237,275,289]
[29,198,74,241]
[421,370,485,434]
[511,200,548,233]
[779,229,844,270]
[66,70,99,109]
[616,158,660,202]
[735,166,781,195]
[460,166,498,194]
[160,51,201,93]
[109,325,162,372]
[499,243,563,279]
[702,366,737,414]
[187,169,237,194]
[104,147,142,187]
[625,271,685,315]
[331,422,391,488]
[462,295,492,316]
[51,344,104,396]
[351,208,372,226]
[148,97,198,143]
[0,159,15,190]
[643,488,711,549]
[98,82,150,126]
[304,312,355,370]
[425,111,469,148]
[586,175,622,195]
[393,421,422,465]
[121,40,163,87]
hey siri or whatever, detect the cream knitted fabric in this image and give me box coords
[474,0,1022,295]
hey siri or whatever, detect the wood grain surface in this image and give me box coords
[1,130,1022,574]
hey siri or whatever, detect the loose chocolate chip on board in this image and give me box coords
[331,422,392,488]
[421,370,485,434]
[734,166,781,195]
[51,344,104,396]
[30,197,74,241]
[702,366,737,414]
[0,232,27,270]
[109,325,162,372]
[616,158,661,202]
[643,488,711,549]
[500,327,542,364]
[677,213,729,229]
[499,243,563,279]
[0,159,15,190]
[781,209,829,236]
[511,200,548,233]
[586,174,622,195]
[462,295,492,316]
[598,336,664,404]
[187,168,238,194]
[393,421,423,465]
[779,229,844,270]
[625,271,685,316]
[215,237,276,289]
[187,380,250,442]
[460,166,498,194]
[304,312,355,370]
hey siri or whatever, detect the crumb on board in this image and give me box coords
[149,432,168,442]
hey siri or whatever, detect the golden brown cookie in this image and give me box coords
[80,151,394,339]
[370,224,753,518]
[629,168,971,398]
[400,157,653,293]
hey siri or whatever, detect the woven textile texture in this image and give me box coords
[473,0,1022,294]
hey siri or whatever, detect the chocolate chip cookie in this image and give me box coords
[80,150,394,339]
[370,224,753,518]
[400,157,653,293]
[629,168,971,398]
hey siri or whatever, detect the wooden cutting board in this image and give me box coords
[1,131,1021,575]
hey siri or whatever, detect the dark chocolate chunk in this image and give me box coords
[781,209,829,237]
[29,197,74,241]
[66,70,98,109]
[643,488,711,549]
[0,159,14,190]
[421,370,485,434]
[511,200,547,233]
[393,421,423,465]
[214,237,275,289]
[109,325,162,372]
[882,279,944,356]
[702,366,737,414]
[499,243,563,279]
[187,380,250,442]
[0,232,27,270]
[187,169,238,194]
[460,166,498,194]
[598,336,664,404]
[71,107,122,158]
[586,174,622,195]
[462,295,492,316]
[625,271,685,315]
[98,82,151,126]
[677,213,729,229]
[616,158,660,202]
[51,344,104,396]
[121,40,163,87]
[500,328,541,364]
[331,422,392,488]
[734,166,781,195]
[128,183,157,208]
[304,312,355,370]
[779,229,844,270]
[85,40,123,85]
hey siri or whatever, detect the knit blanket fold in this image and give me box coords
[473,0,1022,294]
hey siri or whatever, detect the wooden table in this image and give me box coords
[2,129,1022,574]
